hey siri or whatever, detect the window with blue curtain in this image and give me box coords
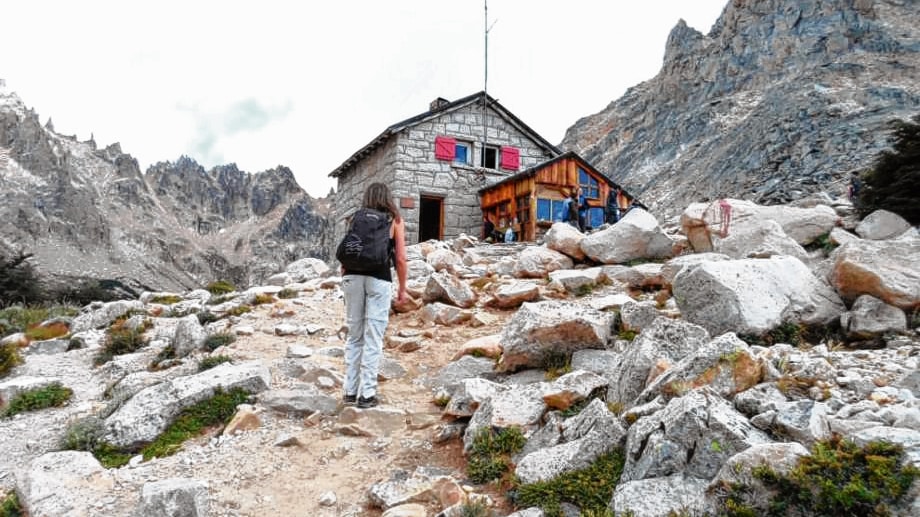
[578,167,600,199]
[536,199,551,220]
[454,143,469,164]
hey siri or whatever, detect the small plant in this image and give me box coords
[204,333,236,352]
[718,436,920,516]
[433,395,451,408]
[206,294,235,305]
[94,317,152,365]
[198,355,232,371]
[607,401,625,415]
[739,321,804,347]
[61,416,132,468]
[458,498,494,517]
[141,387,252,460]
[512,449,626,516]
[805,232,838,256]
[618,329,638,341]
[24,321,69,341]
[574,284,594,297]
[277,288,298,299]
[224,305,252,317]
[467,427,526,484]
[776,375,816,398]
[0,490,23,517]
[206,280,236,295]
[150,294,182,305]
[541,350,571,381]
[196,311,220,325]
[0,342,23,378]
[251,293,275,305]
[149,346,179,371]
[1,382,72,417]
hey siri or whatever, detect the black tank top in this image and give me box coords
[343,237,395,282]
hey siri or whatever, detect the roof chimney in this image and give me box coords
[429,97,450,112]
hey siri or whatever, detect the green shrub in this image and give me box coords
[0,251,45,307]
[196,311,220,325]
[467,427,526,484]
[94,317,152,365]
[61,416,132,468]
[718,436,920,516]
[0,343,23,378]
[277,288,298,299]
[24,321,70,341]
[575,284,594,297]
[224,305,252,317]
[541,350,571,381]
[206,294,234,306]
[617,329,638,341]
[204,333,236,352]
[0,490,23,517]
[739,321,804,347]
[251,293,274,305]
[206,280,236,295]
[2,383,72,417]
[458,498,494,517]
[513,449,626,517]
[150,294,182,305]
[141,387,251,460]
[198,355,232,371]
[804,232,838,256]
[859,115,920,225]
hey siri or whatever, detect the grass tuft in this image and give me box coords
[204,333,236,352]
[24,321,70,341]
[93,317,152,365]
[0,343,23,378]
[2,383,72,417]
[198,355,233,372]
[467,427,526,484]
[150,294,182,305]
[206,280,236,295]
[512,449,626,516]
[277,288,298,299]
[0,491,23,517]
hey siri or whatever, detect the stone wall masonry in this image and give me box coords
[331,139,399,249]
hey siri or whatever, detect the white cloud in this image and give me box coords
[2,0,726,197]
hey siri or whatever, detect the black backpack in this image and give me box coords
[336,208,392,272]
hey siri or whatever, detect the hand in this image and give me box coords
[396,290,408,304]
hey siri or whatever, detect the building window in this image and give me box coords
[516,194,530,223]
[537,198,569,222]
[588,207,605,229]
[578,167,600,199]
[455,142,470,164]
[481,145,499,169]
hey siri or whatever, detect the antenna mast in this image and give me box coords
[482,0,488,168]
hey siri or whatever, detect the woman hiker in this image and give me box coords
[341,182,408,408]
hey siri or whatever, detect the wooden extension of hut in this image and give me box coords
[477,151,633,242]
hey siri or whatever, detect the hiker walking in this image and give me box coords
[339,182,407,409]
[848,172,862,206]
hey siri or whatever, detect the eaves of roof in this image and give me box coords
[328,91,562,178]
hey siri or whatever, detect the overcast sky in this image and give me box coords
[3,0,726,198]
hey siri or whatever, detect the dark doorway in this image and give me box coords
[418,195,443,242]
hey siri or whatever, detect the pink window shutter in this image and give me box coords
[500,146,520,170]
[435,136,456,161]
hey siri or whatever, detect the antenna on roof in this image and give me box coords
[483,0,497,168]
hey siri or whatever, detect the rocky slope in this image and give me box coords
[1,195,918,516]
[561,0,920,221]
[0,87,330,296]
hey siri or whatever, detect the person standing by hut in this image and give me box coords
[606,187,621,224]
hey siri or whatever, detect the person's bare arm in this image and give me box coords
[393,219,408,303]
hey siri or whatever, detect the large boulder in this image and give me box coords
[285,257,330,282]
[103,361,271,449]
[581,208,673,264]
[17,451,115,517]
[830,239,920,310]
[714,219,807,259]
[681,199,838,252]
[855,209,912,240]
[497,301,615,372]
[544,222,586,261]
[608,317,710,407]
[673,256,845,336]
[423,271,477,308]
[512,247,574,278]
[841,294,907,339]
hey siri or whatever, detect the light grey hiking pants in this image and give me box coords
[342,274,391,399]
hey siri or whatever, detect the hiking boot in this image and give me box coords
[343,394,357,406]
[357,396,379,409]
